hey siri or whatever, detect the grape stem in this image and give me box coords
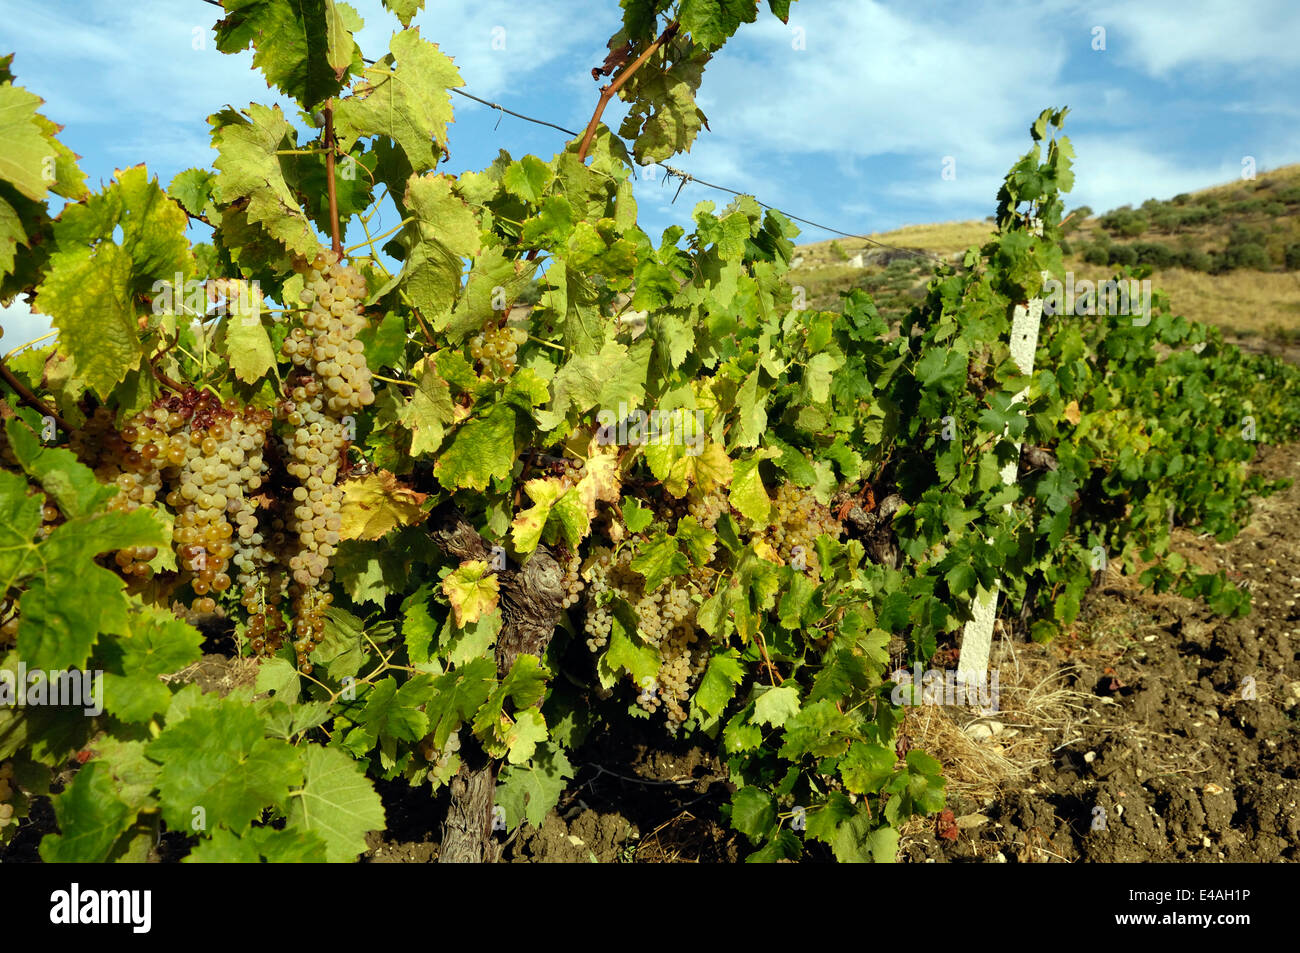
[756,632,783,686]
[0,356,71,431]
[3,330,57,361]
[343,217,412,255]
[147,332,186,393]
[371,372,416,387]
[577,19,679,162]
[324,99,342,256]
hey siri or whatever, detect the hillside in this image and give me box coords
[789,164,1300,350]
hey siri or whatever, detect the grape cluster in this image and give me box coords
[69,405,129,485]
[117,391,272,615]
[579,548,708,729]
[274,251,372,670]
[0,761,14,829]
[469,325,527,378]
[290,252,375,413]
[686,488,728,530]
[279,381,345,591]
[766,483,844,575]
[559,551,585,610]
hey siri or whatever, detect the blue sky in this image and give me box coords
[3,0,1299,343]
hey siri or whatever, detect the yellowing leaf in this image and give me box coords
[511,478,565,554]
[753,538,783,565]
[660,440,733,497]
[511,477,592,554]
[442,559,499,627]
[1064,400,1082,425]
[574,447,621,517]
[340,471,428,541]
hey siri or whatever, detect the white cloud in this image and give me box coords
[1080,0,1300,77]
[396,0,606,99]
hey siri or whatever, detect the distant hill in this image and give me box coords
[787,164,1300,352]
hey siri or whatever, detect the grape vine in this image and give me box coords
[0,0,1297,866]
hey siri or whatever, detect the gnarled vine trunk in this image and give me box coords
[428,506,566,863]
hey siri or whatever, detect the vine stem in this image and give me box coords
[576,20,679,162]
[4,330,57,361]
[148,332,186,393]
[324,99,342,257]
[0,357,71,431]
[344,217,412,255]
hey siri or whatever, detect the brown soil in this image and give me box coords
[900,443,1300,862]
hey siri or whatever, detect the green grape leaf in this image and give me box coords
[222,285,276,384]
[600,613,660,688]
[728,786,776,844]
[396,360,456,456]
[693,648,744,722]
[38,761,134,862]
[495,743,573,830]
[334,28,461,172]
[433,403,518,491]
[385,172,482,318]
[505,708,548,765]
[729,453,771,526]
[751,683,801,728]
[621,496,654,534]
[4,417,117,519]
[381,0,425,27]
[839,742,897,795]
[148,697,303,832]
[35,243,140,398]
[287,744,386,862]
[211,104,322,258]
[16,507,167,671]
[359,674,435,744]
[185,825,329,863]
[0,83,58,201]
[426,657,496,749]
[213,0,360,108]
[629,531,689,592]
[168,168,217,218]
[618,47,710,164]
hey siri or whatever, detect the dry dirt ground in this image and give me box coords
[899,442,1300,863]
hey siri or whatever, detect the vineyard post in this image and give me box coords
[956,281,1046,686]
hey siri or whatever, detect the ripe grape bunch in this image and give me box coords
[579,548,708,730]
[274,251,375,672]
[766,483,844,575]
[469,324,527,378]
[116,390,272,615]
[288,251,375,413]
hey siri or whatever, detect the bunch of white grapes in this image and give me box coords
[469,325,527,377]
[766,483,844,575]
[291,252,375,413]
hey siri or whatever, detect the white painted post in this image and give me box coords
[957,259,1047,688]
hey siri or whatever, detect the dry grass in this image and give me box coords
[795,220,993,263]
[1053,256,1300,338]
[1187,162,1300,202]
[905,631,1094,803]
